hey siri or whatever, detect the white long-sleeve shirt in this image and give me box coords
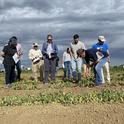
[63,51,71,62]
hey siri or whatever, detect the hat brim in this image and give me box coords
[98,38,106,42]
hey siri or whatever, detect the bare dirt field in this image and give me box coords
[0,103,124,124]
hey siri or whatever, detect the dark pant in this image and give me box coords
[16,60,21,81]
[64,61,71,78]
[4,64,15,84]
[44,58,56,83]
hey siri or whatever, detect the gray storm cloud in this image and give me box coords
[0,0,124,65]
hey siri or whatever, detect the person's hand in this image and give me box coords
[83,71,91,78]
[51,53,56,58]
[0,51,4,57]
[97,51,103,56]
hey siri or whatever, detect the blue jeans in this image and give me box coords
[95,58,107,85]
[64,61,71,78]
[71,58,82,80]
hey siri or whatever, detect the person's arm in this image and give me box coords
[42,43,49,58]
[90,61,99,67]
[29,50,34,61]
[18,44,23,56]
[83,64,87,77]
[38,50,43,60]
[54,44,58,54]
[62,53,65,64]
[1,46,7,57]
[84,64,91,78]
[70,44,77,60]
[42,43,47,55]
[70,47,74,57]
[84,58,91,76]
[0,51,4,57]
[106,49,110,63]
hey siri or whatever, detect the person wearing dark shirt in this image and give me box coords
[77,48,109,86]
[8,36,23,81]
[1,37,17,86]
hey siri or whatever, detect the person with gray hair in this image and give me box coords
[42,34,58,84]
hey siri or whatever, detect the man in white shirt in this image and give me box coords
[70,34,86,82]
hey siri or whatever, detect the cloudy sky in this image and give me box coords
[0,0,124,66]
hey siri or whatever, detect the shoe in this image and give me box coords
[72,79,77,84]
[5,84,11,88]
[95,83,104,87]
[62,77,67,81]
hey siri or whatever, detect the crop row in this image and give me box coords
[0,89,124,107]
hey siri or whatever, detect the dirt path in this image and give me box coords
[0,103,124,124]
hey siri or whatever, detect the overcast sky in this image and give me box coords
[0,0,124,66]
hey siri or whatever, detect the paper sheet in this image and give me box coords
[13,53,19,63]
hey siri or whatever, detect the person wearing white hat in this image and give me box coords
[29,43,44,82]
[92,36,110,83]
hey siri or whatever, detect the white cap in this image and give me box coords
[32,42,39,47]
[98,36,106,42]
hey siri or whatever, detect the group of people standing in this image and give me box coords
[29,34,58,84]
[62,34,110,85]
[0,34,110,87]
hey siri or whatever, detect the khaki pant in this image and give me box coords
[102,61,110,83]
[32,60,44,82]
